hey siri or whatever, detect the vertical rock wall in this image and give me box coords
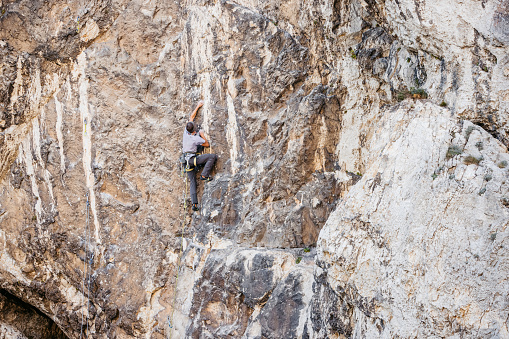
[0,0,507,338]
[316,101,509,337]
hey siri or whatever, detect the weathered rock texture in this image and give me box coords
[317,101,509,337]
[0,289,67,338]
[0,0,507,338]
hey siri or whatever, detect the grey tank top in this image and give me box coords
[182,129,205,153]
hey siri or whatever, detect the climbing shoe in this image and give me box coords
[200,175,213,182]
[192,204,199,211]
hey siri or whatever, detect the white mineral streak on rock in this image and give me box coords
[318,0,334,32]
[226,92,240,174]
[32,118,56,211]
[294,265,314,337]
[157,41,173,64]
[137,285,165,339]
[336,58,363,172]
[202,74,212,141]
[188,6,217,139]
[32,118,43,164]
[168,241,210,338]
[29,68,42,113]
[9,56,24,111]
[54,91,66,174]
[58,274,89,314]
[170,272,191,337]
[318,101,509,337]
[20,133,42,221]
[41,73,61,129]
[76,52,101,245]
[65,76,72,103]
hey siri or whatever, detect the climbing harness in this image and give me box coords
[180,150,206,173]
[80,192,91,339]
[180,152,197,172]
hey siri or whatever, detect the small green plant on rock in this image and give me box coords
[484,174,492,182]
[296,256,302,264]
[449,173,455,180]
[440,101,447,107]
[464,155,482,165]
[350,48,357,59]
[475,141,484,151]
[432,166,445,180]
[396,88,428,101]
[410,87,428,99]
[490,232,497,241]
[465,125,476,139]
[303,248,310,253]
[446,145,463,159]
[478,187,487,195]
[498,160,508,169]
[397,90,408,101]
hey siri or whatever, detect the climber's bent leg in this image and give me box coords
[196,154,217,178]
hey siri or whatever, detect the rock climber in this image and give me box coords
[182,101,218,211]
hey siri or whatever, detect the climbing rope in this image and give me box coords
[168,163,190,337]
[80,192,91,338]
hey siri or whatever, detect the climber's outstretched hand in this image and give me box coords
[190,101,204,122]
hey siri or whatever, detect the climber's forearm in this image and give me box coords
[200,131,210,147]
[189,101,203,122]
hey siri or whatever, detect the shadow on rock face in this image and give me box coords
[0,289,68,338]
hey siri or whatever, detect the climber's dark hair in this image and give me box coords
[186,122,195,133]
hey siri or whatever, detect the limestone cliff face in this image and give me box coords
[0,0,507,338]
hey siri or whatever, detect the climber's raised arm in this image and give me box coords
[189,101,203,122]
